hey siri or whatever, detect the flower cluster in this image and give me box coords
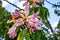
[7,0,44,39]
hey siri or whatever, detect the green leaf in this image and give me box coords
[39,7,51,28]
[43,20,51,28]
[31,30,47,40]
[17,29,30,40]
[57,20,60,28]
[34,7,39,13]
[4,34,17,40]
[25,33,31,40]
[0,0,2,7]
[29,7,34,15]
[0,6,11,37]
[39,7,49,21]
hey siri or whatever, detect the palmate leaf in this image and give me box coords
[39,7,51,28]
[34,7,39,13]
[39,7,49,21]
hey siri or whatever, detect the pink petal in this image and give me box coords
[38,0,44,2]
[8,26,17,38]
[13,9,21,17]
[32,3,38,7]
[31,28,35,33]
[26,23,30,28]
[24,4,29,15]
[7,20,13,24]
[34,24,41,30]
[15,20,23,27]
[36,20,42,25]
[32,13,40,18]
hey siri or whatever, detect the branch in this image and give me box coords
[5,0,23,10]
[45,0,60,7]
[47,20,53,32]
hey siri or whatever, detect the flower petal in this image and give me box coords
[34,24,41,30]
[32,3,38,7]
[37,0,44,2]
[13,9,21,17]
[24,4,29,16]
[8,26,17,39]
[15,20,24,27]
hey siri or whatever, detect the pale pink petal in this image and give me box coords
[8,26,17,39]
[32,13,40,19]
[35,20,42,25]
[15,20,24,27]
[13,9,21,17]
[34,24,41,30]
[24,4,29,16]
[32,3,38,7]
[31,28,35,33]
[7,20,13,24]
[29,21,35,27]
[37,0,44,2]
[26,22,31,28]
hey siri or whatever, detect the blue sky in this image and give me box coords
[2,0,60,28]
[44,0,60,27]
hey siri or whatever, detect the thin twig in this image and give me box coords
[5,0,23,10]
[45,0,60,7]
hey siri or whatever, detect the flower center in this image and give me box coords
[29,0,36,4]
[23,17,28,23]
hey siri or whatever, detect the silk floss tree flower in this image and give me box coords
[7,9,23,38]
[7,4,42,38]
[23,0,44,7]
[29,0,44,7]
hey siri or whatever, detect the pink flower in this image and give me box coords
[7,26,17,39]
[7,3,42,37]
[7,20,23,38]
[26,15,42,33]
